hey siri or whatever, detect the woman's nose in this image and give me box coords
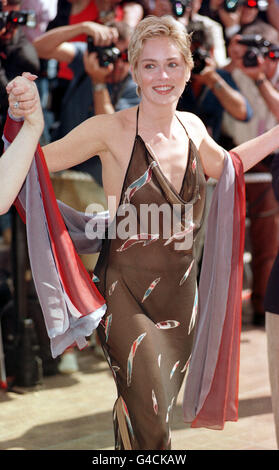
[157,67,169,79]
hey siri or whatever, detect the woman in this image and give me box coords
[1,16,279,450]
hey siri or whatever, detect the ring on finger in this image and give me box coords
[13,101,19,109]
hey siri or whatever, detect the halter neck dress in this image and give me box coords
[94,108,207,450]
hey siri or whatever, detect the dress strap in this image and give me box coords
[136,106,140,136]
[175,113,190,139]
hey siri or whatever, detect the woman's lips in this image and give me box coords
[152,85,174,95]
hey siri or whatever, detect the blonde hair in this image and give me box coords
[128,15,194,76]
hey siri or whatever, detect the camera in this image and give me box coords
[187,21,212,74]
[192,47,210,74]
[223,0,239,12]
[223,0,268,12]
[238,34,279,67]
[87,36,128,68]
[169,0,192,17]
[0,0,36,31]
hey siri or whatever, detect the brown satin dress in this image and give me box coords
[95,109,206,450]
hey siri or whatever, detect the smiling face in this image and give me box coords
[134,36,190,106]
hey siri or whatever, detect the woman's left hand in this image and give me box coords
[6,72,44,134]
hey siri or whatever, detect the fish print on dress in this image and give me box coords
[152,389,158,415]
[181,354,191,386]
[164,222,195,247]
[105,314,112,342]
[181,354,191,374]
[179,259,194,286]
[123,161,158,206]
[192,157,197,173]
[166,397,175,423]
[188,283,198,335]
[120,396,135,440]
[142,277,161,303]
[170,360,180,380]
[155,320,180,329]
[117,233,159,252]
[127,333,147,386]
[109,280,118,295]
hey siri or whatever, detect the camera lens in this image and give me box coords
[243,47,260,67]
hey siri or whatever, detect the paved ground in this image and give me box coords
[0,323,277,451]
[0,177,277,452]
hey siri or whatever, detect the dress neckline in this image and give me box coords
[135,106,192,200]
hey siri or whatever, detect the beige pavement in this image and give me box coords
[0,175,277,451]
[0,324,277,451]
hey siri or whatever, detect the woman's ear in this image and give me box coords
[185,68,191,84]
[130,65,137,84]
[130,65,141,97]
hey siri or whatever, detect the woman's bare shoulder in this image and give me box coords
[176,111,208,148]
[176,111,225,179]
[87,106,138,137]
[113,106,138,130]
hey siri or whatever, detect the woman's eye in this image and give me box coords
[169,62,178,68]
[145,63,155,69]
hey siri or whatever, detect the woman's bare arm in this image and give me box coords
[0,120,43,215]
[232,125,279,172]
[186,112,279,178]
[42,113,111,173]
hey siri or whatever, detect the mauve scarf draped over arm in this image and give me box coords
[183,150,245,429]
[3,112,108,358]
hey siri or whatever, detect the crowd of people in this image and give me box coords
[1,0,279,450]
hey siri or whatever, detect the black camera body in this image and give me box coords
[188,21,212,74]
[223,0,268,12]
[0,10,36,31]
[238,34,279,67]
[87,36,122,67]
[169,0,192,17]
[223,0,239,12]
[192,47,210,74]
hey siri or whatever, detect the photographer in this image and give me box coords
[96,1,145,27]
[83,28,138,115]
[178,22,253,141]
[223,21,279,326]
[208,0,279,40]
[0,0,40,150]
[0,0,39,245]
[146,0,228,67]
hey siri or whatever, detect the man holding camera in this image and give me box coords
[177,21,253,141]
[0,0,40,149]
[208,0,279,39]
[146,0,228,67]
[0,0,39,245]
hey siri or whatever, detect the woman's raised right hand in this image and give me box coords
[6,72,44,135]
